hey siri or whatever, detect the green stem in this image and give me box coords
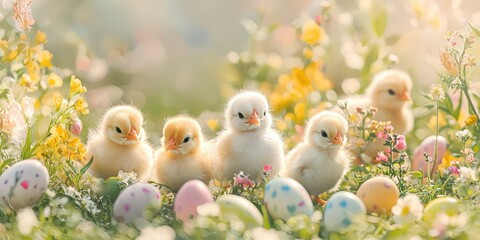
[430,98,439,178]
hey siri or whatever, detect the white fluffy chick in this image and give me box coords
[284,111,351,196]
[86,105,153,181]
[213,91,284,182]
[343,69,413,160]
[152,116,211,191]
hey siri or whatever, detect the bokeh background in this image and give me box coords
[29,0,480,145]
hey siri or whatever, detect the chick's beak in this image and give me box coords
[399,91,411,102]
[126,127,138,141]
[331,131,343,145]
[247,110,260,126]
[166,136,178,151]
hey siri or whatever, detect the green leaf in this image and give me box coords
[372,8,388,37]
[362,45,379,77]
[80,156,94,175]
[468,22,480,37]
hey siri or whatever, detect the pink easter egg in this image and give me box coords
[113,183,161,223]
[412,136,447,175]
[174,180,214,222]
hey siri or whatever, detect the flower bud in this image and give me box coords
[69,118,83,136]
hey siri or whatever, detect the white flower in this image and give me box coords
[430,212,468,238]
[0,99,27,146]
[428,85,445,101]
[391,194,424,225]
[137,226,175,240]
[21,96,35,123]
[16,207,38,235]
[197,202,220,217]
[117,170,138,184]
[459,167,477,181]
[251,227,280,240]
[455,129,472,142]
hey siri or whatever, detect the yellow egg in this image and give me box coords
[423,197,459,224]
[356,176,399,214]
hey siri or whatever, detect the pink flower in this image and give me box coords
[447,166,459,175]
[233,171,255,188]
[376,131,387,140]
[69,118,83,136]
[384,148,392,157]
[263,165,273,172]
[384,125,394,133]
[375,152,388,163]
[395,135,407,151]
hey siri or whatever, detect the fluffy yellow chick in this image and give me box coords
[342,69,413,161]
[152,116,211,191]
[284,111,351,196]
[213,91,285,182]
[86,105,153,181]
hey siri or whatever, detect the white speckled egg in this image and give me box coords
[412,135,447,175]
[216,194,263,228]
[324,191,366,231]
[356,176,399,214]
[174,180,214,222]
[264,177,314,220]
[0,159,49,210]
[113,183,161,223]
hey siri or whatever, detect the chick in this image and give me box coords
[213,91,284,182]
[342,69,413,161]
[86,105,153,181]
[152,116,211,191]
[284,111,351,196]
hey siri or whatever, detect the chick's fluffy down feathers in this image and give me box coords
[152,116,211,190]
[212,91,285,181]
[284,111,351,196]
[86,105,154,181]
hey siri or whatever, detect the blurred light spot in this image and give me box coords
[255,53,267,65]
[87,86,123,108]
[338,13,353,25]
[227,52,239,64]
[267,54,283,68]
[345,53,363,69]
[341,78,360,94]
[309,91,322,104]
[326,90,337,102]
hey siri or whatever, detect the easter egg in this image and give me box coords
[174,180,214,222]
[0,159,49,209]
[356,176,399,214]
[113,183,161,223]
[264,177,314,220]
[216,194,263,228]
[412,135,447,175]
[324,191,366,231]
[423,197,459,224]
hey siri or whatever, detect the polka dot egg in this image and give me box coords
[216,194,263,228]
[174,180,214,222]
[113,183,161,223]
[264,177,314,220]
[356,176,399,214]
[324,191,366,231]
[412,135,447,175]
[0,159,49,210]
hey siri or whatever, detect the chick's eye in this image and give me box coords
[115,127,122,134]
[238,112,245,119]
[321,131,328,138]
[183,137,191,143]
[388,89,396,95]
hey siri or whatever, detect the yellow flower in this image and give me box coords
[207,119,219,131]
[303,47,313,59]
[74,97,89,115]
[35,30,47,44]
[465,115,477,126]
[301,20,323,45]
[69,75,87,95]
[19,74,37,92]
[305,62,333,91]
[54,94,63,110]
[26,61,41,82]
[47,73,63,88]
[38,50,53,68]
[293,102,306,123]
[276,119,288,131]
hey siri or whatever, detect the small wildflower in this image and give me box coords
[69,76,87,96]
[459,167,476,181]
[233,171,255,188]
[375,152,388,163]
[392,194,424,225]
[462,54,476,67]
[384,125,394,133]
[74,97,89,115]
[16,207,38,235]
[117,170,138,185]
[376,131,387,140]
[440,50,458,76]
[301,19,324,45]
[395,135,407,151]
[447,166,459,175]
[455,129,472,142]
[428,85,446,101]
[69,118,83,136]
[355,106,365,114]
[465,115,477,126]
[137,226,175,240]
[47,73,63,88]
[38,50,53,68]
